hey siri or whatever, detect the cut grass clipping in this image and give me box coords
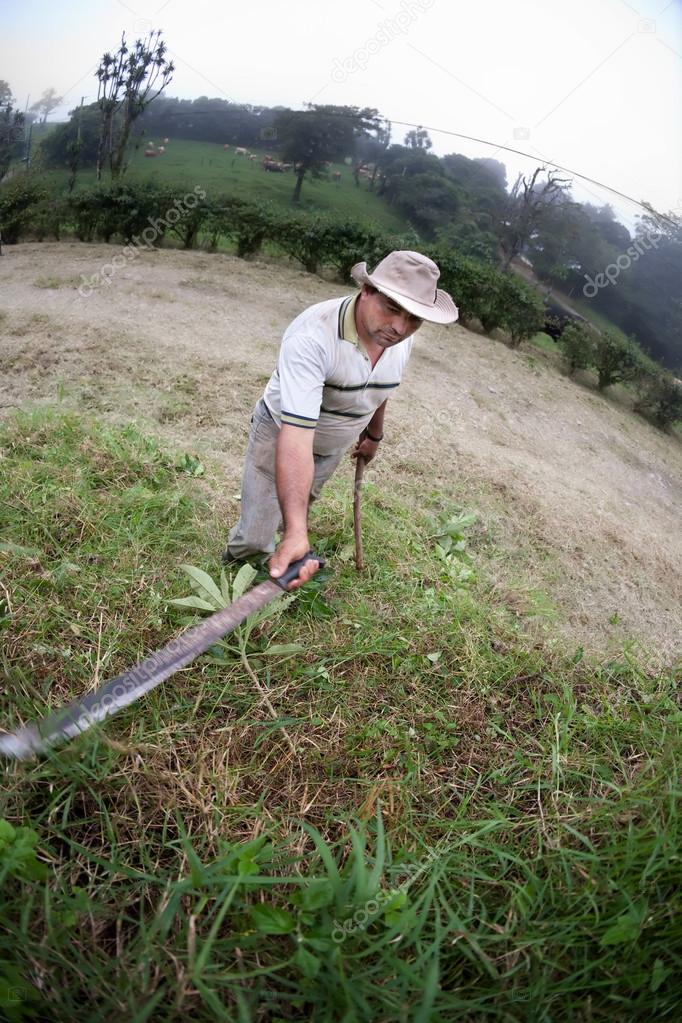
[0,408,680,1020]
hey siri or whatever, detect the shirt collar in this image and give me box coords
[340,294,360,346]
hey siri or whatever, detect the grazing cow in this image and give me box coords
[332,170,341,182]
[263,158,284,172]
[248,153,258,161]
[235,147,248,156]
[164,137,169,143]
[281,162,293,171]
[223,144,230,149]
[158,146,165,153]
[144,150,159,158]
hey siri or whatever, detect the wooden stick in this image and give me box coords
[353,455,366,571]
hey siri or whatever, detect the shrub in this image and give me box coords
[28,197,66,241]
[425,248,492,325]
[272,215,333,274]
[634,371,682,429]
[207,198,278,258]
[66,184,176,244]
[497,274,545,346]
[316,220,387,281]
[559,323,597,374]
[593,331,645,390]
[203,199,238,251]
[100,183,179,244]
[67,188,105,242]
[232,201,279,259]
[164,193,214,250]
[0,176,51,244]
[429,248,543,342]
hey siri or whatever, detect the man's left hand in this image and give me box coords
[351,436,380,464]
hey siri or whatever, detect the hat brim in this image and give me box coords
[350,261,459,325]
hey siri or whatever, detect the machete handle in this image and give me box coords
[273,550,325,590]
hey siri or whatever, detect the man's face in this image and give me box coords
[356,287,424,348]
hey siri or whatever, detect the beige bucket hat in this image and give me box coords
[350,250,458,325]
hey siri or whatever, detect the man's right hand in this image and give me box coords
[268,534,320,590]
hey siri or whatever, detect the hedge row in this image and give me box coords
[0,177,545,344]
[430,247,545,348]
[559,323,682,428]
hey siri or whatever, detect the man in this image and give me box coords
[224,250,458,588]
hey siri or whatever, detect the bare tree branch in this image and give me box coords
[500,165,573,271]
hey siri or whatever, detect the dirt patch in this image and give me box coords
[2,241,681,667]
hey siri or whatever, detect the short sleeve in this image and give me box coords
[278,333,328,429]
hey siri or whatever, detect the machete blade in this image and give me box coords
[0,576,288,761]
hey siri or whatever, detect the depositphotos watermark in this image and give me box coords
[331,834,450,943]
[78,185,207,297]
[331,0,435,83]
[582,229,662,298]
[582,206,681,299]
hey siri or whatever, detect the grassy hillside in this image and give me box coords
[1,235,681,1017]
[0,405,679,1020]
[40,138,410,233]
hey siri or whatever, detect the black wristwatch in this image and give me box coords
[365,428,383,443]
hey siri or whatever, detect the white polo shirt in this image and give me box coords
[262,294,415,456]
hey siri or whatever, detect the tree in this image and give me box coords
[353,117,391,190]
[372,144,461,239]
[436,217,500,263]
[30,87,62,124]
[39,102,101,170]
[0,81,13,106]
[499,166,572,271]
[527,202,602,284]
[439,152,508,260]
[582,202,630,249]
[95,29,174,180]
[634,370,682,429]
[527,195,681,372]
[624,205,682,370]
[385,170,459,237]
[136,96,276,148]
[474,157,507,191]
[558,322,597,374]
[404,127,432,150]
[275,105,381,203]
[377,144,441,194]
[0,101,25,182]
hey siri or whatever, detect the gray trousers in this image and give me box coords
[226,399,348,560]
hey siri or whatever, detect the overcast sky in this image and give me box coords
[4,0,682,226]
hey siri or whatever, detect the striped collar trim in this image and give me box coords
[338,294,360,345]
